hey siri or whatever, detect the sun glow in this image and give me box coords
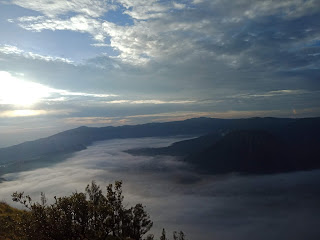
[0,71,51,106]
[0,109,47,117]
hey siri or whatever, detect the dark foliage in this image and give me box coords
[10,181,153,240]
[5,181,186,240]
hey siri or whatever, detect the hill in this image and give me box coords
[125,117,320,174]
[185,130,287,174]
[125,132,223,156]
[0,117,225,166]
[1,117,299,164]
[1,117,319,176]
[0,202,25,240]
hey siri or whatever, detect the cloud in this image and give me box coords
[0,109,74,118]
[62,107,320,127]
[0,44,73,63]
[9,0,116,17]
[0,71,53,106]
[233,89,317,99]
[173,2,186,10]
[8,0,320,67]
[12,15,105,42]
[55,89,117,98]
[242,0,320,19]
[0,71,118,106]
[105,99,196,105]
[118,0,170,20]
[0,45,23,54]
[91,43,111,47]
[0,137,320,240]
[125,108,320,120]
[0,109,47,117]
[1,0,320,146]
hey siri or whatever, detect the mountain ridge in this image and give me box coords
[124,117,320,174]
[1,117,319,176]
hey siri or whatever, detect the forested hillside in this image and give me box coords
[126,118,320,174]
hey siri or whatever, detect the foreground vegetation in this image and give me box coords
[0,181,186,240]
[0,201,25,240]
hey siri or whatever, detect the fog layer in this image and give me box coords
[1,137,320,240]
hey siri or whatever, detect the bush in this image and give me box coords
[0,201,28,240]
[11,181,152,240]
[0,181,186,240]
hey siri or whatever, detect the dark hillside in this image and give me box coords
[125,117,320,175]
[125,132,223,156]
[1,117,319,176]
[0,117,297,166]
[0,117,224,165]
[185,130,287,174]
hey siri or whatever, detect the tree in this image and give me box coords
[145,234,154,240]
[173,231,178,240]
[178,231,186,240]
[132,203,153,240]
[160,228,167,240]
[11,181,153,240]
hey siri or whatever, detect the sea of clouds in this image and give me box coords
[1,137,320,240]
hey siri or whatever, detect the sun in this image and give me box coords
[0,71,51,106]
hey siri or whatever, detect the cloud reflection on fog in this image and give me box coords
[0,137,320,240]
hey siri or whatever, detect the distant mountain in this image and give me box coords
[185,130,287,174]
[125,117,320,174]
[1,117,319,176]
[0,117,233,169]
[125,132,223,156]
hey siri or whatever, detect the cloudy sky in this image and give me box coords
[0,0,320,147]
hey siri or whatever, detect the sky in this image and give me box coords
[0,0,320,147]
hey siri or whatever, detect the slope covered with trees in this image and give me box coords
[126,117,320,175]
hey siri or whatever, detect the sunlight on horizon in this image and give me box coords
[0,109,47,117]
[0,71,51,106]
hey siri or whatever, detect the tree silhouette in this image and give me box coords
[3,181,186,240]
[11,181,152,240]
[160,228,167,240]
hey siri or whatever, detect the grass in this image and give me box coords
[0,201,25,240]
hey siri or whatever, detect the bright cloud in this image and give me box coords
[10,0,115,17]
[0,71,117,106]
[56,90,118,98]
[0,109,47,117]
[0,71,51,106]
[8,0,320,65]
[105,99,196,105]
[0,109,77,118]
[0,44,73,63]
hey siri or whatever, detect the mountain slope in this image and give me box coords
[1,117,319,176]
[125,132,223,156]
[0,117,298,166]
[125,117,320,174]
[0,117,222,165]
[185,130,287,174]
